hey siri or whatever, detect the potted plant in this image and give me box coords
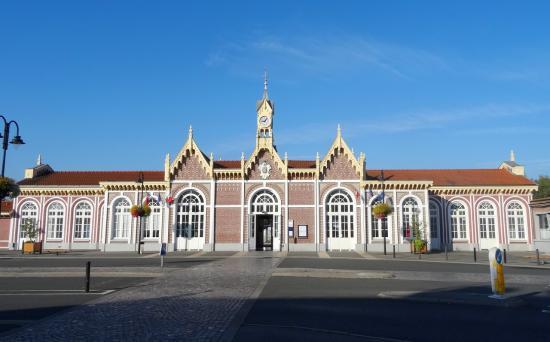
[410,220,428,254]
[372,202,393,219]
[21,220,41,254]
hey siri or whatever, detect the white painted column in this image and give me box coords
[240,179,245,251]
[209,180,215,250]
[285,180,289,249]
[102,191,110,250]
[424,189,431,250]
[360,188,366,251]
[314,179,319,251]
[8,196,18,250]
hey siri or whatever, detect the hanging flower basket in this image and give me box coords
[130,205,151,218]
[372,202,393,219]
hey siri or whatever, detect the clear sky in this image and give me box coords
[1,1,549,180]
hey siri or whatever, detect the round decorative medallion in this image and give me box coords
[259,160,272,180]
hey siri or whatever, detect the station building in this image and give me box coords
[8,83,538,253]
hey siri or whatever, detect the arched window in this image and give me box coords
[19,202,38,238]
[507,202,525,240]
[74,202,92,239]
[450,202,467,239]
[144,199,161,238]
[326,189,354,239]
[250,189,280,239]
[402,197,419,238]
[429,202,439,239]
[176,190,205,238]
[478,201,496,239]
[46,202,65,239]
[112,198,131,239]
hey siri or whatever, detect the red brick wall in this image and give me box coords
[215,207,241,243]
[289,183,314,205]
[0,217,9,248]
[215,183,241,205]
[322,149,360,180]
[173,154,209,180]
[289,207,315,243]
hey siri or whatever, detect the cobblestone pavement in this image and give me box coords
[0,256,281,342]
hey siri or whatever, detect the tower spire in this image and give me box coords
[263,70,269,100]
[510,150,515,162]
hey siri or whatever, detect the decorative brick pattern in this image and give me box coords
[173,154,209,180]
[248,150,284,180]
[215,183,242,205]
[322,149,359,180]
[289,183,314,205]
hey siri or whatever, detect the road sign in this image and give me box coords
[489,247,505,298]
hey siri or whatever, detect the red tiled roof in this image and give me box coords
[213,160,241,169]
[365,169,535,186]
[288,160,316,168]
[18,171,164,186]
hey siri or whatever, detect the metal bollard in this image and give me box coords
[473,248,477,263]
[503,249,507,264]
[393,245,396,258]
[85,261,91,293]
[536,249,541,265]
[445,244,448,261]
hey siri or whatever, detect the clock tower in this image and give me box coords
[256,72,274,149]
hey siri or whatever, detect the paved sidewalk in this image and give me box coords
[0,256,281,341]
[366,250,549,268]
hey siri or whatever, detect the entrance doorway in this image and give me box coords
[255,215,273,251]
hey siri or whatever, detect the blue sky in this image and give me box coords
[1,1,549,180]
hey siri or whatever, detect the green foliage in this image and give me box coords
[534,175,550,199]
[414,238,426,251]
[372,202,393,218]
[21,219,39,242]
[0,177,20,199]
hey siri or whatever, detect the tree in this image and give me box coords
[534,176,550,199]
[0,177,20,199]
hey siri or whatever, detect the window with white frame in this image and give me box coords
[144,199,161,238]
[112,198,131,239]
[46,202,64,239]
[19,202,38,238]
[74,202,92,239]
[450,202,467,239]
[538,213,550,240]
[478,201,496,239]
[176,190,205,238]
[429,202,439,239]
[401,197,419,239]
[371,213,387,239]
[326,190,354,239]
[507,202,525,240]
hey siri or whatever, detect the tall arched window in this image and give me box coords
[450,202,467,239]
[250,189,279,239]
[402,197,419,238]
[46,202,65,239]
[326,189,354,239]
[507,202,525,240]
[176,190,205,238]
[74,202,92,239]
[19,202,38,238]
[478,201,496,240]
[112,198,131,239]
[429,202,439,239]
[144,199,161,238]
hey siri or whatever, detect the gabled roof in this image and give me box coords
[213,160,241,169]
[365,169,535,186]
[18,171,164,186]
[288,160,316,169]
[530,197,550,208]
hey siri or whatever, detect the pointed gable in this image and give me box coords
[246,149,285,180]
[170,126,212,180]
[320,126,364,180]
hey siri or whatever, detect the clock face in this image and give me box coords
[259,115,271,127]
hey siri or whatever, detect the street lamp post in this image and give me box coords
[136,172,144,254]
[0,115,25,178]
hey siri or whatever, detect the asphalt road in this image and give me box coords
[0,256,217,268]
[234,276,550,342]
